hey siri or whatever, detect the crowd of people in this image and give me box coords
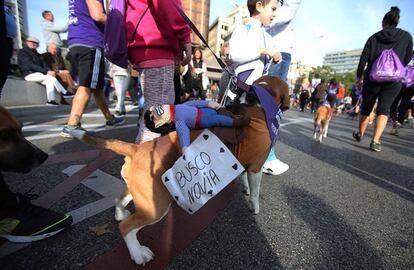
[0,0,412,249]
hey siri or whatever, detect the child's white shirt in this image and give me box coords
[230,18,273,64]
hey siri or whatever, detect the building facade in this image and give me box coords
[204,4,249,61]
[323,49,362,74]
[5,0,28,50]
[182,0,210,46]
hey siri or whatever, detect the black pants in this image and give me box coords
[361,81,402,116]
[390,86,414,124]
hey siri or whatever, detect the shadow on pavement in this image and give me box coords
[280,124,414,203]
[283,186,385,269]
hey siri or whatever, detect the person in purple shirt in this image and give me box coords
[148,101,250,152]
[60,0,124,139]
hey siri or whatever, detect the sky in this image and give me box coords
[26,0,414,66]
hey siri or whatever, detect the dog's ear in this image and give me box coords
[253,76,290,111]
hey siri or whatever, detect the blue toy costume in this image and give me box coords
[149,100,249,149]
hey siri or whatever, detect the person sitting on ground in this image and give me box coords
[18,36,74,106]
[42,42,77,93]
[146,100,250,152]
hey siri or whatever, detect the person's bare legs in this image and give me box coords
[67,86,91,126]
[358,115,370,137]
[372,115,388,143]
[93,88,113,120]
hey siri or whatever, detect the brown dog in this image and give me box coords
[0,106,48,173]
[70,76,290,265]
[313,103,333,143]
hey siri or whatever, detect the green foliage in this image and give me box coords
[308,66,356,95]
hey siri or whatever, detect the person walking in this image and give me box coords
[299,78,310,112]
[60,0,124,138]
[126,0,192,144]
[110,63,130,116]
[352,6,413,152]
[262,0,301,176]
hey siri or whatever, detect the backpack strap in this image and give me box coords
[129,7,149,44]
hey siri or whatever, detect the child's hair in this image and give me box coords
[382,6,400,27]
[247,0,272,16]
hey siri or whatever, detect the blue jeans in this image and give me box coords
[266,52,291,161]
[268,52,291,82]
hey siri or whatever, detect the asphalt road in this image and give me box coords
[1,102,413,270]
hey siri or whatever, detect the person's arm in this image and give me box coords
[268,0,301,27]
[86,0,106,25]
[183,100,209,108]
[403,35,413,65]
[41,21,68,33]
[356,38,370,80]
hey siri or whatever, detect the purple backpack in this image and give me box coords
[104,0,128,68]
[370,48,405,82]
[404,66,414,88]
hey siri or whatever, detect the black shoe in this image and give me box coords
[63,92,75,98]
[115,110,126,117]
[369,141,381,152]
[352,131,362,142]
[46,100,60,107]
[0,193,72,243]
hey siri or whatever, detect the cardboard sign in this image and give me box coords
[162,129,245,214]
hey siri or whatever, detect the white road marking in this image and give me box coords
[339,161,414,196]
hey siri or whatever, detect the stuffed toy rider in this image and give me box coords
[147,100,250,152]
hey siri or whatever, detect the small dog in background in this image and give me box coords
[313,103,332,143]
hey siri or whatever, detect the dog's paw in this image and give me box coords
[115,209,131,221]
[242,188,250,196]
[130,245,154,266]
[248,201,259,215]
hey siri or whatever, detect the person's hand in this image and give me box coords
[271,51,282,64]
[47,71,56,77]
[355,78,362,87]
[180,43,192,66]
[208,101,221,110]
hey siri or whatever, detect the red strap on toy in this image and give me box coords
[169,105,175,122]
[195,109,202,128]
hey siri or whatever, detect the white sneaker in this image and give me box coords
[262,159,289,175]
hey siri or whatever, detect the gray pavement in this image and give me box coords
[1,103,413,269]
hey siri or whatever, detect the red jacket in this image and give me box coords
[126,0,192,67]
[336,85,345,99]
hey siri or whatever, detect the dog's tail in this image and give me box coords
[70,129,135,158]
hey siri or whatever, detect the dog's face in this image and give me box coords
[0,106,48,173]
[252,75,290,111]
